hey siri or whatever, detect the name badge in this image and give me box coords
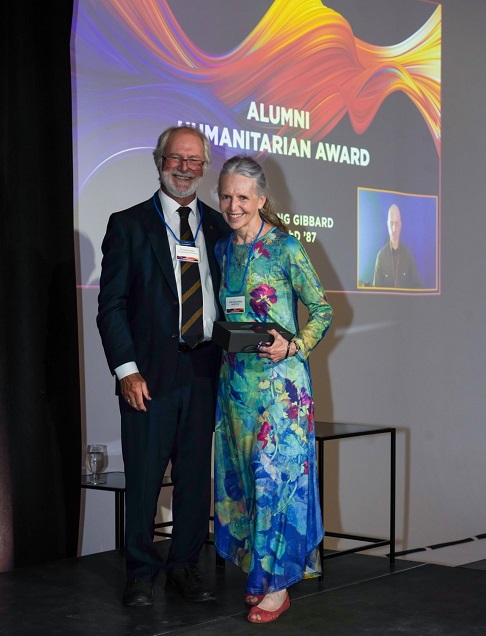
[226,296,245,314]
[176,244,200,263]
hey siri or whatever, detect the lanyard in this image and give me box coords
[225,218,264,294]
[152,192,203,245]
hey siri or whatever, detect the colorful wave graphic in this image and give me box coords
[95,0,441,155]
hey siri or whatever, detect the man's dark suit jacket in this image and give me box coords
[97,194,229,397]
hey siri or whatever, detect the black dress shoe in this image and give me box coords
[122,578,154,606]
[165,567,216,602]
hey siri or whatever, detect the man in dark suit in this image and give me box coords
[97,126,229,607]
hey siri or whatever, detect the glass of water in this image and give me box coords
[86,444,107,484]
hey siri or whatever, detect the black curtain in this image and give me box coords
[0,1,80,568]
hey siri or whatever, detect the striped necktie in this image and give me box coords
[178,206,204,348]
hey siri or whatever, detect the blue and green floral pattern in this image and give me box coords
[214,228,333,594]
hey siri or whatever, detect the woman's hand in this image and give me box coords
[257,329,292,363]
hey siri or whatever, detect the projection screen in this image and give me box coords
[73,0,440,297]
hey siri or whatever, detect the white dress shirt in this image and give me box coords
[115,190,218,381]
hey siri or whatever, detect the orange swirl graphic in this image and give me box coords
[98,0,441,155]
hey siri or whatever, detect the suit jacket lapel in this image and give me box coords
[141,194,178,299]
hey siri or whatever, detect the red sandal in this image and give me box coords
[244,593,265,606]
[247,591,290,623]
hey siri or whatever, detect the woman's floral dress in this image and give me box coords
[214,227,333,594]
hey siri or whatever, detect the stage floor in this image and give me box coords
[1,541,485,635]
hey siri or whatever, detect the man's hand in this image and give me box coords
[120,373,151,412]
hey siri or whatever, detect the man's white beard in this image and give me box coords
[160,170,203,199]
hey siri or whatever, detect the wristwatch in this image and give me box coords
[292,339,304,360]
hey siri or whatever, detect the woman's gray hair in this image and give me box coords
[218,155,289,232]
[153,125,212,170]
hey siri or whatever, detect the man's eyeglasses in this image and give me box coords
[162,155,205,170]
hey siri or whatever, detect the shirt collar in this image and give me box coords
[158,189,198,220]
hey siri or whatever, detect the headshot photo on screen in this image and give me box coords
[357,188,438,293]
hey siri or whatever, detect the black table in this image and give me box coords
[81,472,173,550]
[81,423,396,569]
[315,422,396,573]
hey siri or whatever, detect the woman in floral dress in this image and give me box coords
[214,156,333,623]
